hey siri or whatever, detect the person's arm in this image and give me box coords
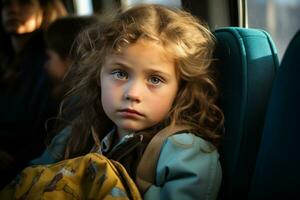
[143,133,222,200]
[29,126,71,165]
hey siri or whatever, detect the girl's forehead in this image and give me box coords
[103,38,179,77]
[114,38,174,61]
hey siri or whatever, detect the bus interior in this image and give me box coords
[0,0,299,199]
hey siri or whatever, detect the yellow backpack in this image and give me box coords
[0,125,189,200]
[0,153,142,200]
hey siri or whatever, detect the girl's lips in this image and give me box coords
[118,108,144,117]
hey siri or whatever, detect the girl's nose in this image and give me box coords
[125,93,141,103]
[124,80,142,103]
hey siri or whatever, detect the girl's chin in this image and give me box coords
[116,124,146,135]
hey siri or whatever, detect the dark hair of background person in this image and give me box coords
[45,15,99,60]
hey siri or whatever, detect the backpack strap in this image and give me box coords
[135,125,191,194]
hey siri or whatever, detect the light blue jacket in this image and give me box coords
[30,128,222,200]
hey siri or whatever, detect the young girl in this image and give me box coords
[30,4,224,199]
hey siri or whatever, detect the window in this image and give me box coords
[247,0,300,61]
[73,0,94,15]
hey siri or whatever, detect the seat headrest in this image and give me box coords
[213,27,279,199]
[249,30,300,199]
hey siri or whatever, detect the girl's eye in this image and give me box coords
[111,70,128,80]
[149,76,163,85]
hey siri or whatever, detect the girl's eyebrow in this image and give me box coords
[111,60,131,70]
[112,58,129,68]
[145,69,172,79]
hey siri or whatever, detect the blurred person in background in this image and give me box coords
[0,0,67,188]
[42,15,99,138]
[44,15,98,102]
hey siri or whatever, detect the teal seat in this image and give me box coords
[213,27,279,199]
[249,30,300,199]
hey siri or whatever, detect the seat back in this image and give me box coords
[249,30,300,199]
[213,27,279,199]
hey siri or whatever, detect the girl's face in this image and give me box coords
[1,0,43,34]
[101,39,179,138]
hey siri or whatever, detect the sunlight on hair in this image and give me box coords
[122,0,181,8]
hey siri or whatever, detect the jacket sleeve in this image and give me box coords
[29,127,71,165]
[143,133,222,200]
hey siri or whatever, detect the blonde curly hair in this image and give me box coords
[62,4,224,158]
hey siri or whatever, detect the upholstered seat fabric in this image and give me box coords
[214,27,279,199]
